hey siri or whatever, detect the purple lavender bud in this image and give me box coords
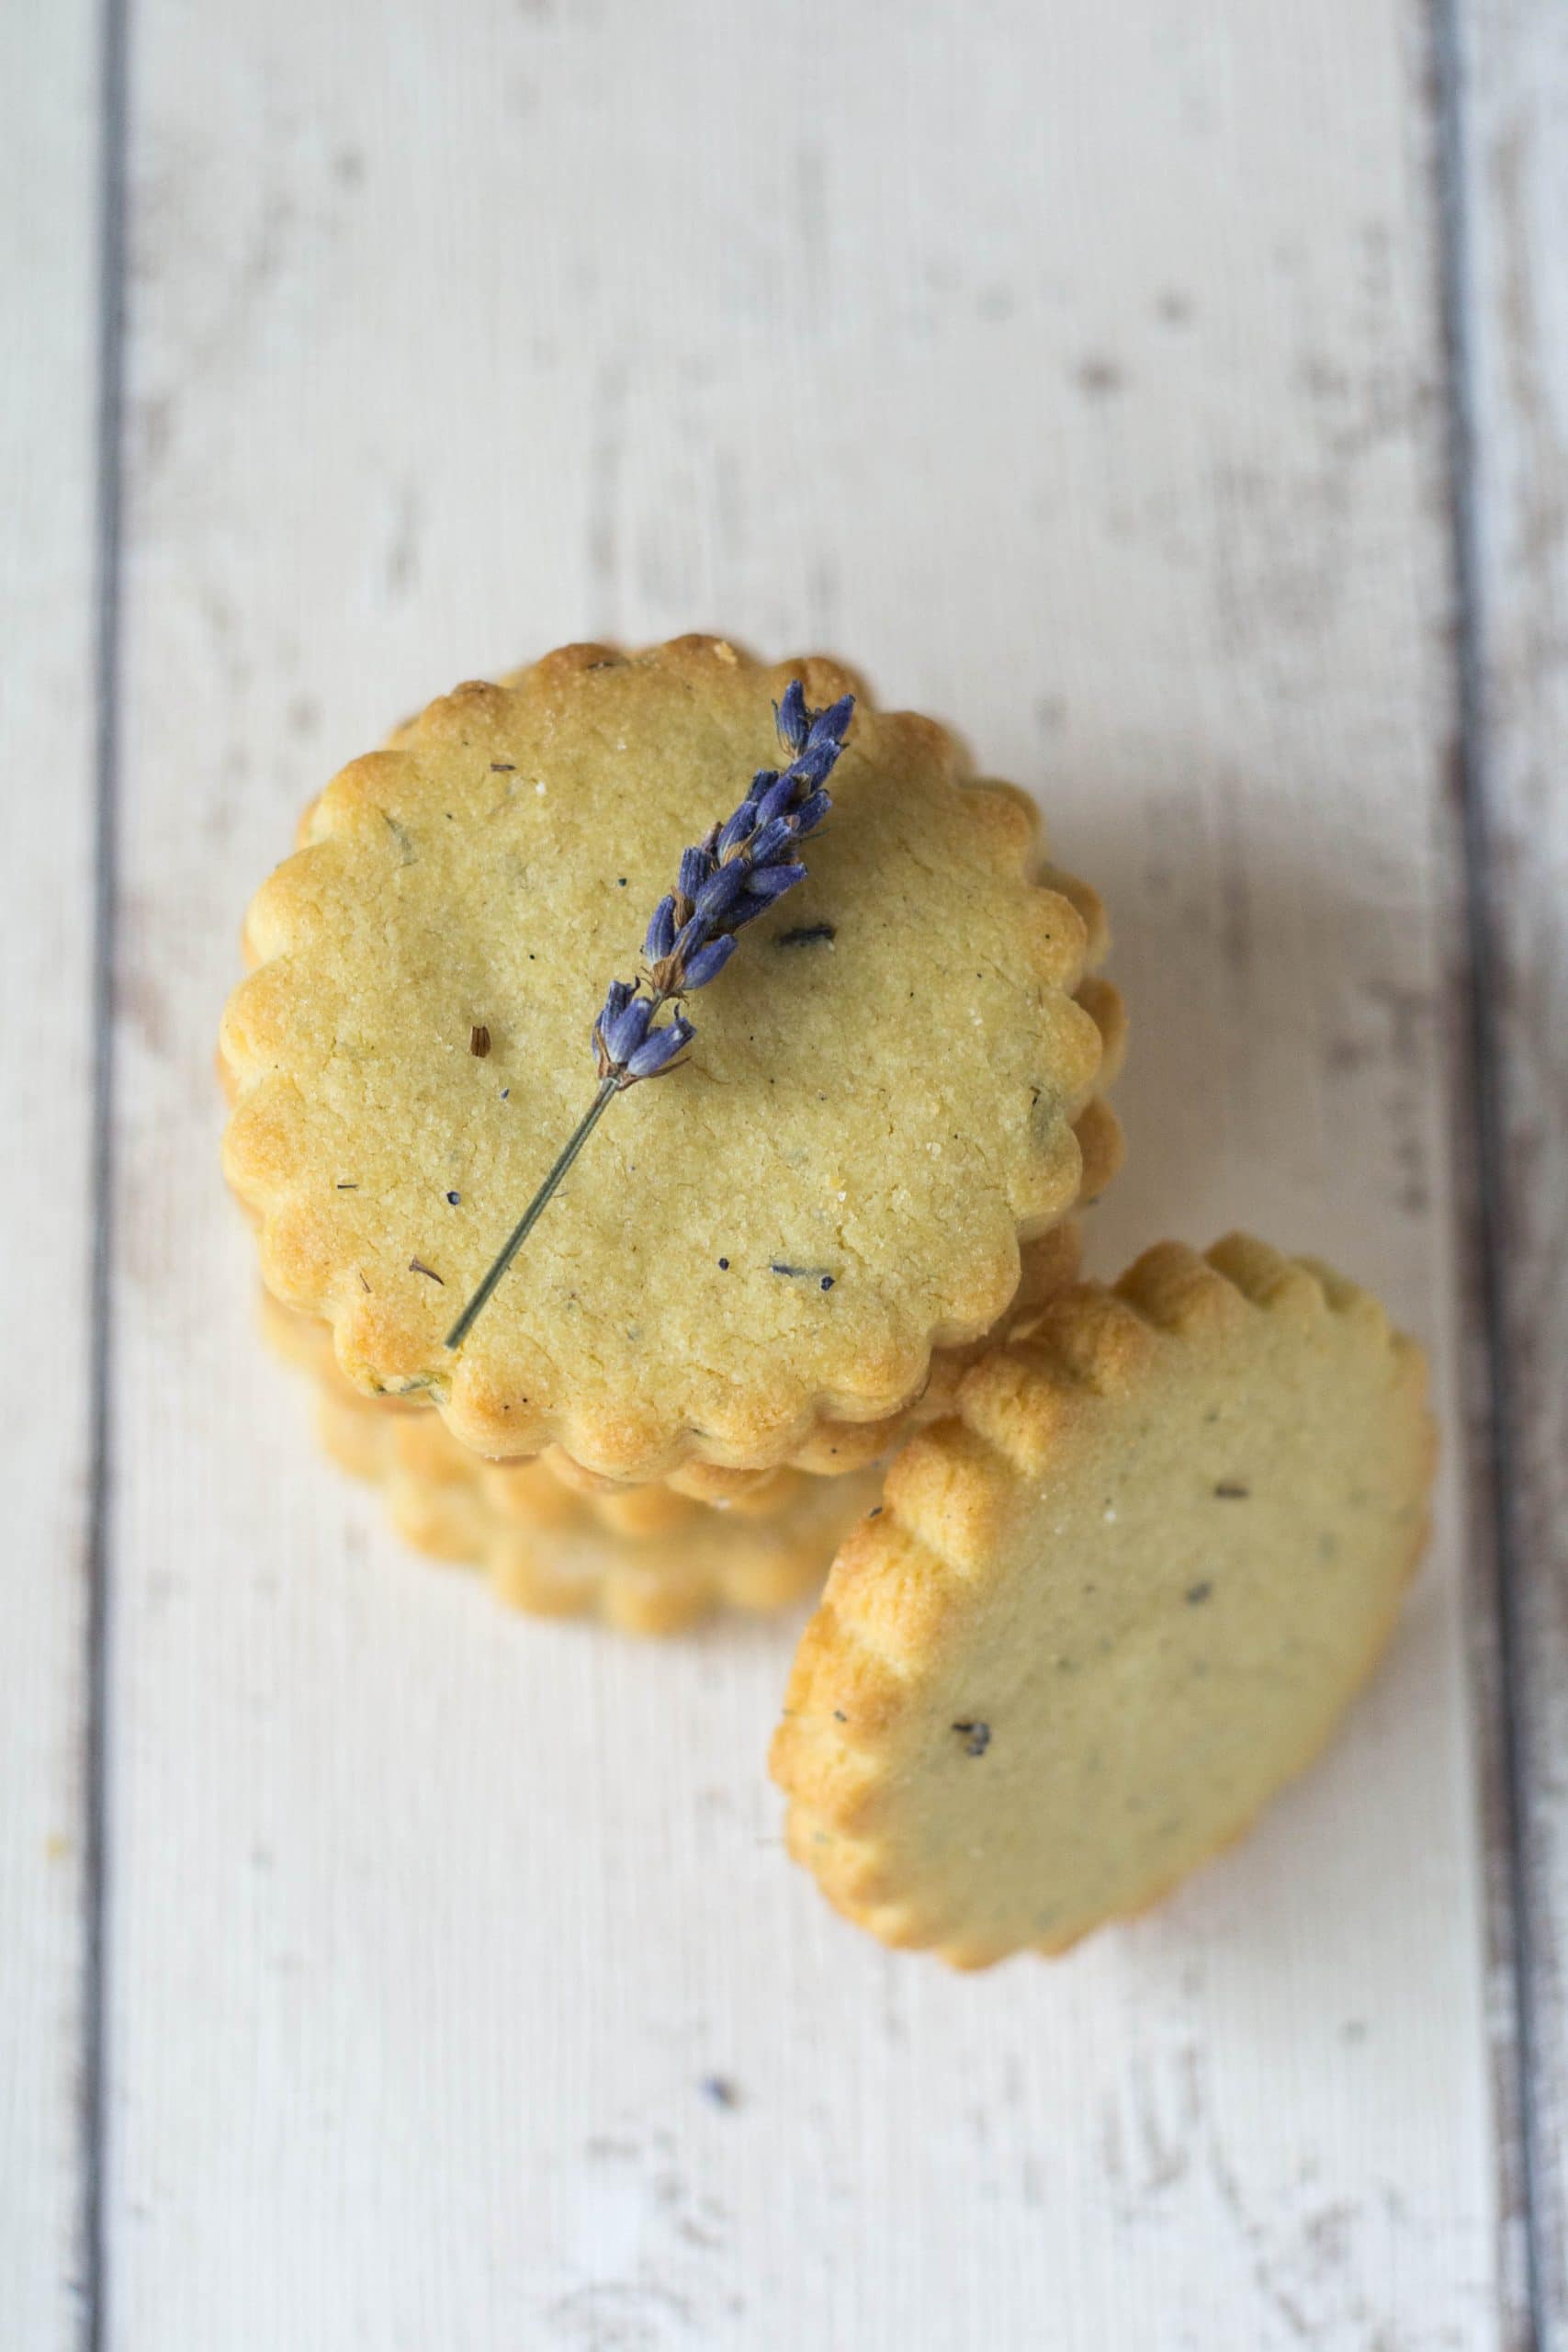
[601,992,654,1067]
[695,861,748,922]
[594,977,635,1042]
[775,681,810,753]
[717,802,757,859]
[644,895,678,963]
[728,890,778,930]
[671,914,712,971]
[624,1013,694,1080]
[743,862,807,906]
[682,933,738,989]
[678,844,715,902]
[808,694,855,748]
[754,772,799,828]
[790,788,831,836]
[746,815,795,866]
[785,738,839,790]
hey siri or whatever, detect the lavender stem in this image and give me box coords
[444,1069,621,1350]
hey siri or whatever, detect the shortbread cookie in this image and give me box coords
[772,1238,1434,1966]
[397,1458,882,1634]
[265,1201,1101,1516]
[354,1381,806,1539]
[250,1074,1112,1503]
[231,970,1116,1491]
[275,1295,815,1534]
[222,638,1106,1477]
[542,1184,1104,1490]
[538,1443,794,1516]
[265,1218,1090,1517]
[310,1375,879,1633]
[257,1285,420,1412]
[262,1290,727,1533]
[788,1216,1089,1476]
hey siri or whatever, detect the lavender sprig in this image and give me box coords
[446,682,855,1350]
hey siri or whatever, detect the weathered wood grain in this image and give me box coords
[107,1,1506,2344]
[1450,0,1568,2336]
[0,2,101,2342]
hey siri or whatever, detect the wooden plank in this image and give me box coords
[112,1,1506,2343]
[0,0,102,2341]
[1450,0,1568,2335]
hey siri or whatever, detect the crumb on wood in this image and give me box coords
[1076,353,1125,396]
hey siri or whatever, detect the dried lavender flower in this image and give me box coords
[446,684,855,1348]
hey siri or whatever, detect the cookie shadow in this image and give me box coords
[1054,800,1445,1301]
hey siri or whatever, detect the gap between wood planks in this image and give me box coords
[84,0,130,2346]
[1429,0,1551,2346]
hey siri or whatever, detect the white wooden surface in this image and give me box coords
[6,0,1563,2345]
[0,4,99,2345]
[1453,1,1568,2336]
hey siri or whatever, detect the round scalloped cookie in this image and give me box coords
[309,1374,881,1635]
[236,798,1122,1493]
[222,639,1106,1478]
[771,1237,1435,1967]
[390,1460,882,1634]
[261,1290,714,1536]
[265,1213,1094,1519]
[258,1215,1090,1517]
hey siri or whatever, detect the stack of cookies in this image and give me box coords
[221,639,1433,1963]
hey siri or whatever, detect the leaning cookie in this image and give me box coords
[771,1238,1435,1966]
[222,638,1107,1477]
